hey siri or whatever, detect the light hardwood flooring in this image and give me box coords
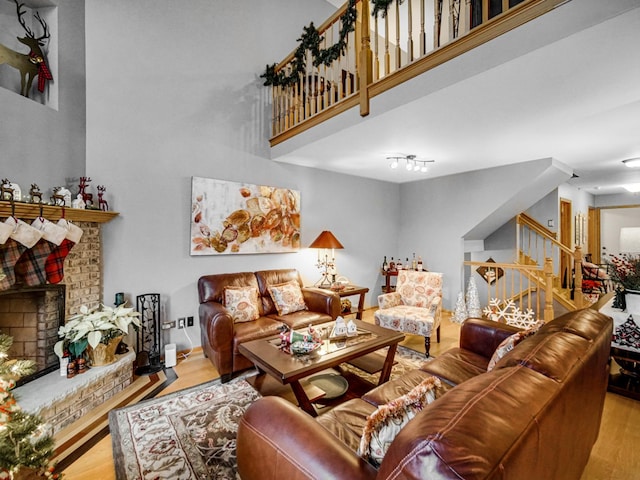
[63,310,640,479]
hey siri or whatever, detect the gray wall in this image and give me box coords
[0,0,85,194]
[84,0,399,350]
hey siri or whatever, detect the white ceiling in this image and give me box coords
[272,0,640,196]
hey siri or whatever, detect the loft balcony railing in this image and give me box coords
[267,0,567,145]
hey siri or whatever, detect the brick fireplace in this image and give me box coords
[4,218,136,436]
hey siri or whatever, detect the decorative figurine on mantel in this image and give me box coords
[0,179,14,201]
[78,176,93,207]
[29,183,43,204]
[71,193,85,209]
[51,186,67,206]
[97,185,109,211]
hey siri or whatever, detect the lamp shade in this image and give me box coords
[308,231,344,249]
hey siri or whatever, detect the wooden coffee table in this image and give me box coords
[238,320,404,416]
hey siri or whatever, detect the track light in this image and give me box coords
[386,154,435,174]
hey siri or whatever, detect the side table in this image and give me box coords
[314,285,369,320]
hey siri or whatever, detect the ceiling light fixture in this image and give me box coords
[623,158,640,168]
[386,154,435,174]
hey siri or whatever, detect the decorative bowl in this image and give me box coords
[290,341,321,355]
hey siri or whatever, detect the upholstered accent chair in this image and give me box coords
[374,270,442,357]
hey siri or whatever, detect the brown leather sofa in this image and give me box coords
[237,308,612,479]
[198,268,339,382]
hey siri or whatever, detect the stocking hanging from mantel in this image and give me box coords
[0,217,43,291]
[14,217,61,287]
[45,219,83,284]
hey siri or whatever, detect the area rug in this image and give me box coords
[109,346,429,480]
[109,375,260,480]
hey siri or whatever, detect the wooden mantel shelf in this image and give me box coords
[0,201,119,223]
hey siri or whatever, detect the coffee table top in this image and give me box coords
[238,320,404,384]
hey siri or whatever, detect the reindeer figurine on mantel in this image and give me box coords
[0,0,53,97]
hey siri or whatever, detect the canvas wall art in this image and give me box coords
[190,177,301,255]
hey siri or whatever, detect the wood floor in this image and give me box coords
[63,310,640,479]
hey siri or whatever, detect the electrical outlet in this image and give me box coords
[178,318,185,329]
[187,316,194,327]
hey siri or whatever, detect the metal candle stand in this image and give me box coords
[135,293,164,375]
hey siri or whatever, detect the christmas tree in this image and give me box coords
[0,334,61,479]
[465,277,482,318]
[452,291,468,324]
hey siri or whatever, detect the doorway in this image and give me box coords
[560,198,572,287]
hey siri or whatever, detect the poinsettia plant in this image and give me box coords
[606,253,640,291]
[53,304,141,359]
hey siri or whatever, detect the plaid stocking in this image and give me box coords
[45,238,76,284]
[15,239,56,287]
[0,239,27,291]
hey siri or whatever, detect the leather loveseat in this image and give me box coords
[237,308,612,479]
[198,268,339,382]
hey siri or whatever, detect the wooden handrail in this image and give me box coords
[268,0,568,144]
[517,213,571,256]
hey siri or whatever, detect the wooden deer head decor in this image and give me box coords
[0,0,53,97]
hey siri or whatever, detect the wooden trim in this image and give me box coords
[0,200,119,223]
[368,0,566,100]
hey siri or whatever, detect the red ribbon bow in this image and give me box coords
[29,52,53,92]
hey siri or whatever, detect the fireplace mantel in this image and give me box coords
[0,200,118,223]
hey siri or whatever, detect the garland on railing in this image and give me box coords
[262,0,404,87]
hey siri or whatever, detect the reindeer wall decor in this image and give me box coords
[29,183,42,204]
[78,176,93,206]
[0,0,53,97]
[97,185,109,211]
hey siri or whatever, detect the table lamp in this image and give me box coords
[309,230,344,287]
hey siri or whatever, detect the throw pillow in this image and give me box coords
[224,286,260,323]
[267,280,308,316]
[487,320,545,372]
[358,376,441,468]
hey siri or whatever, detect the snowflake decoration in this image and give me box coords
[483,298,539,329]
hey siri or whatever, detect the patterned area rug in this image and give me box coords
[109,346,427,480]
[109,375,260,480]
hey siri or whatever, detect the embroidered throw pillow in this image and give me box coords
[487,321,545,372]
[358,376,441,468]
[267,280,308,316]
[224,286,260,323]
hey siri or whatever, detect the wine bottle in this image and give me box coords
[382,256,388,272]
[405,258,410,270]
[417,256,423,271]
[412,253,417,270]
[396,258,403,270]
[389,257,396,271]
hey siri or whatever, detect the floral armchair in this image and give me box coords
[374,270,443,357]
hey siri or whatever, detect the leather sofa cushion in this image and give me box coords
[198,272,261,308]
[419,347,489,386]
[492,330,593,382]
[268,310,333,330]
[537,307,610,341]
[255,269,303,315]
[317,399,377,453]
[231,316,282,354]
[362,369,435,407]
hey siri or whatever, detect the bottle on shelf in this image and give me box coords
[382,256,388,272]
[396,258,403,270]
[389,257,396,271]
[417,256,423,271]
[405,258,410,270]
[412,253,417,270]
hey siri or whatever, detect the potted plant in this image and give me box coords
[54,303,141,367]
[606,253,640,313]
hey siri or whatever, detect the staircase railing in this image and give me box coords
[464,258,555,322]
[267,0,568,145]
[516,213,584,310]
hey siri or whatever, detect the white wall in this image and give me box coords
[84,0,399,351]
[601,207,640,256]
